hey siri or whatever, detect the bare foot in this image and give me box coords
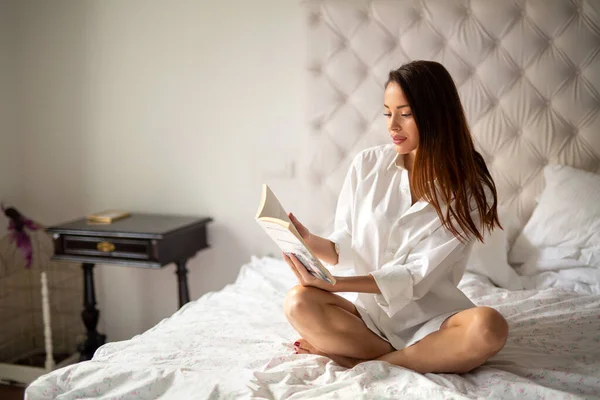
[293,338,361,368]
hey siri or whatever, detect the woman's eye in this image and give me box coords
[383,112,412,118]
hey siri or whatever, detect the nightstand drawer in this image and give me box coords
[60,235,152,260]
[48,214,211,268]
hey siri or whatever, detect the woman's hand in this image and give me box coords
[286,212,339,267]
[282,252,334,291]
[289,213,312,244]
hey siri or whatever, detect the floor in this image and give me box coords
[0,384,26,399]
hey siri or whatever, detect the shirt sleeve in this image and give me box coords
[370,194,488,317]
[326,160,359,273]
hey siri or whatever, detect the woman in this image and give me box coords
[282,60,508,373]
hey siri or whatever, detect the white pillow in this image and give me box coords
[508,164,600,275]
[467,212,523,290]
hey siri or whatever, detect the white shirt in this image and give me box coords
[328,144,487,350]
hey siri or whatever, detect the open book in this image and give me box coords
[255,184,336,285]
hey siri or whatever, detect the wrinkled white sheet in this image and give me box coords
[26,257,600,399]
[518,266,600,296]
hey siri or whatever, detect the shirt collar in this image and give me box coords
[387,152,407,171]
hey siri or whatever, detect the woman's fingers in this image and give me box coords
[289,212,303,229]
[284,253,316,285]
[282,252,295,269]
[289,213,310,241]
[283,253,303,281]
[289,254,314,281]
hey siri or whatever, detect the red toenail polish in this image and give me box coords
[295,351,298,354]
[294,341,300,346]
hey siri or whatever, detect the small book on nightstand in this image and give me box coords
[255,184,336,285]
[87,210,131,224]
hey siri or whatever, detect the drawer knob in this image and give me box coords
[97,241,115,252]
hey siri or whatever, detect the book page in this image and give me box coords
[257,219,336,285]
[255,184,291,223]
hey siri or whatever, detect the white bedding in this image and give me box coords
[26,256,600,399]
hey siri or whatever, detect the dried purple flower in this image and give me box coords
[2,203,39,268]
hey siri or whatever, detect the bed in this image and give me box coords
[23,257,600,399]
[26,0,600,399]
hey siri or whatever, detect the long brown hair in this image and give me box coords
[387,60,501,243]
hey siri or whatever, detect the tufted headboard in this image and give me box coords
[301,0,600,242]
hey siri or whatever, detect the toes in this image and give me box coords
[292,339,302,352]
[290,338,359,367]
[296,338,312,350]
[296,347,311,354]
[293,338,313,354]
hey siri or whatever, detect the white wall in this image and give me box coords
[0,0,20,235]
[15,0,307,340]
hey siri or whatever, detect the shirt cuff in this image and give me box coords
[327,229,354,272]
[370,263,414,317]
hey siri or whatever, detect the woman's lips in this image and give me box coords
[392,136,406,144]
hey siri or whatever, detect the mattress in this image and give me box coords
[26,256,600,399]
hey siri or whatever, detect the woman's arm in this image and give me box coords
[283,253,381,294]
[304,234,339,266]
[328,275,381,294]
[288,213,340,266]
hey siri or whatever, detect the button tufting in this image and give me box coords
[303,0,600,240]
[308,12,321,26]
[356,118,367,131]
[361,9,370,21]
[356,66,367,78]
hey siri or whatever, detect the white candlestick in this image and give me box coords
[41,271,55,370]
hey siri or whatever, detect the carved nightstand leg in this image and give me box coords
[175,259,190,308]
[78,263,106,361]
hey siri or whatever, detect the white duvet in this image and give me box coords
[26,257,600,399]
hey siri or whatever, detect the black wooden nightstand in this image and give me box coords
[47,213,212,361]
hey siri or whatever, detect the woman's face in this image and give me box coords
[384,82,419,154]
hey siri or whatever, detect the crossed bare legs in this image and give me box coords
[284,285,508,373]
